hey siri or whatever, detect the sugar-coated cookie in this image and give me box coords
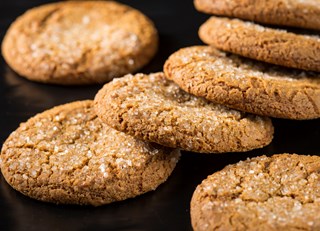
[164,46,320,120]
[94,72,273,153]
[191,154,320,231]
[0,100,179,205]
[194,0,320,30]
[199,16,320,72]
[1,1,158,85]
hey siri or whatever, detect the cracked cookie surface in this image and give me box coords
[194,0,320,30]
[191,154,320,231]
[164,46,320,119]
[94,72,273,153]
[0,100,180,206]
[1,1,158,85]
[199,17,320,72]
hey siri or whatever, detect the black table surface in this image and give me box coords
[0,1,319,230]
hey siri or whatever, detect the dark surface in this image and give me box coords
[0,1,319,231]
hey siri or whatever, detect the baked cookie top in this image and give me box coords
[0,100,179,206]
[194,0,320,30]
[94,72,273,153]
[164,46,320,119]
[199,16,320,72]
[191,154,320,230]
[1,1,158,85]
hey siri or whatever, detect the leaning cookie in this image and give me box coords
[0,100,179,206]
[1,1,158,85]
[199,16,320,72]
[164,46,320,120]
[194,0,320,30]
[191,154,320,230]
[94,72,273,153]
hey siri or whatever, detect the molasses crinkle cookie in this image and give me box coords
[194,0,320,30]
[191,154,320,231]
[164,46,320,120]
[0,101,179,206]
[1,1,158,84]
[199,16,320,72]
[94,72,273,153]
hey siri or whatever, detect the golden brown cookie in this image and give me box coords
[199,16,320,72]
[94,72,273,153]
[194,0,320,30]
[0,100,180,206]
[191,154,320,231]
[164,46,320,120]
[1,1,158,85]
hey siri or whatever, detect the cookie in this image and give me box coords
[94,72,273,153]
[194,0,320,30]
[191,154,320,231]
[164,46,320,120]
[0,100,180,206]
[1,1,158,85]
[199,16,320,72]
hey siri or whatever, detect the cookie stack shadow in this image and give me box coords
[1,0,320,230]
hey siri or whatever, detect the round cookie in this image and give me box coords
[1,1,158,85]
[0,100,180,206]
[199,16,320,72]
[194,0,320,30]
[164,46,320,120]
[94,72,274,153]
[191,154,320,231]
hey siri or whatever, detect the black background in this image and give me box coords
[0,1,319,230]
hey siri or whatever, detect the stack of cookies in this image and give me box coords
[1,0,320,230]
[174,0,319,230]
[165,0,320,120]
[92,0,320,227]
